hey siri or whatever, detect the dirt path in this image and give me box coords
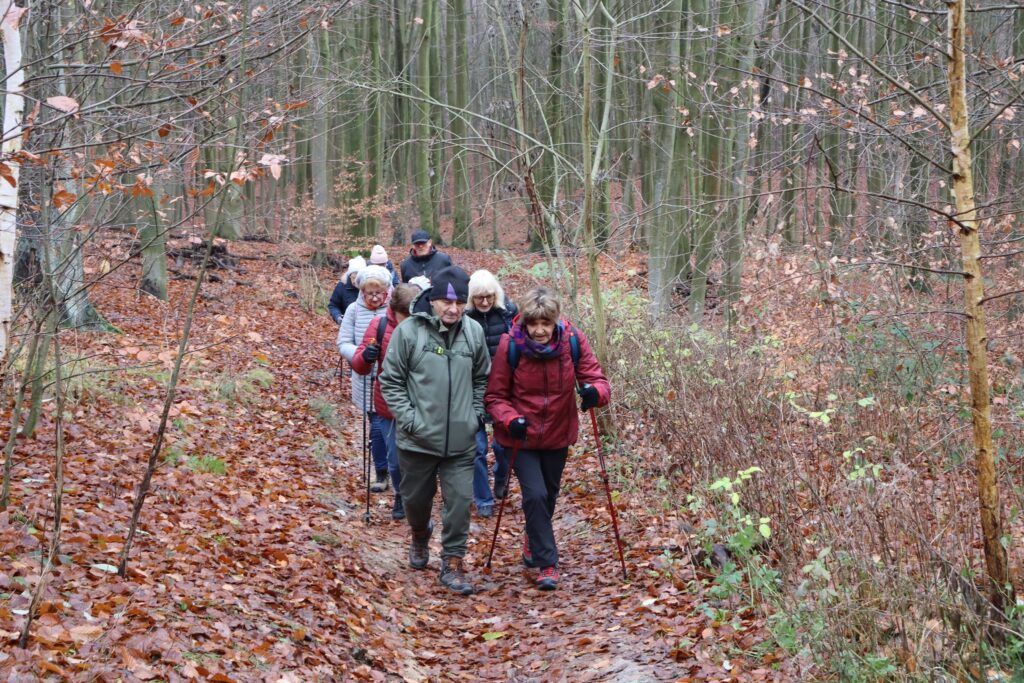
[1,246,789,680]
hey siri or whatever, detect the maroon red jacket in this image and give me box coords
[351,307,400,419]
[485,320,610,450]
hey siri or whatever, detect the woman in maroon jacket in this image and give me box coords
[485,287,611,591]
[352,283,420,520]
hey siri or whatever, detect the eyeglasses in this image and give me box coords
[364,290,387,300]
[473,294,495,302]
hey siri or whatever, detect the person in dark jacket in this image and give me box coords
[328,256,366,324]
[379,267,491,596]
[399,229,453,284]
[370,244,400,286]
[351,283,420,520]
[485,287,610,591]
[465,269,518,516]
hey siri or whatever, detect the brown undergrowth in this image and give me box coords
[581,246,1024,680]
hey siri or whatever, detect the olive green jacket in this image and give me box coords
[379,299,490,457]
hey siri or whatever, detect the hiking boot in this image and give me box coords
[522,535,536,569]
[493,479,508,500]
[391,495,405,521]
[477,503,493,519]
[439,557,474,596]
[537,565,559,591]
[409,522,432,569]
[370,469,389,493]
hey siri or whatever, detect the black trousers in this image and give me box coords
[513,447,569,568]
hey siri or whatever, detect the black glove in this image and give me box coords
[508,417,528,440]
[578,383,600,411]
[362,344,380,363]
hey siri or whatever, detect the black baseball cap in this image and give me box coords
[410,229,430,244]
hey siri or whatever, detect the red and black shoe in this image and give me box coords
[537,565,559,591]
[522,536,537,569]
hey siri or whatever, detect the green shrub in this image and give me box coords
[308,396,338,427]
[185,455,226,475]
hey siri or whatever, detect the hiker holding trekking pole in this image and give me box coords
[351,284,421,521]
[337,265,393,497]
[485,287,611,591]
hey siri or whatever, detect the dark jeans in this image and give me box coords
[372,414,402,491]
[472,428,493,509]
[367,412,388,474]
[513,447,569,569]
[472,428,508,509]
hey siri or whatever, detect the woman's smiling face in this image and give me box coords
[526,318,556,344]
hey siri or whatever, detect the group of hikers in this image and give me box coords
[331,230,611,595]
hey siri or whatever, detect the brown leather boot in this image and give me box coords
[439,557,474,595]
[409,522,432,569]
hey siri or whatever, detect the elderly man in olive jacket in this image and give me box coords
[379,266,490,596]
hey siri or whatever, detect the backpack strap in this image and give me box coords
[506,322,580,371]
[507,336,520,370]
[566,324,580,370]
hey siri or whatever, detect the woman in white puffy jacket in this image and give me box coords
[337,265,393,491]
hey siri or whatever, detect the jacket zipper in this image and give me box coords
[540,357,549,442]
[443,325,454,457]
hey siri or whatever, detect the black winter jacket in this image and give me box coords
[467,303,518,358]
[328,279,361,324]
[399,247,453,283]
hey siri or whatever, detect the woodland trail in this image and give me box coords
[1,245,791,681]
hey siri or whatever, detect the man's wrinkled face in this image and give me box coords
[431,297,466,325]
[412,240,432,257]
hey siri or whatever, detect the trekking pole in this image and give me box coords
[586,407,628,581]
[362,373,371,523]
[485,440,521,570]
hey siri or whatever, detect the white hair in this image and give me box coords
[467,269,506,311]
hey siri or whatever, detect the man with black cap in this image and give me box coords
[399,229,453,284]
[379,266,490,595]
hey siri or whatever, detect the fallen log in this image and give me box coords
[167,236,239,269]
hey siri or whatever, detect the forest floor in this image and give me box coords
[0,239,799,681]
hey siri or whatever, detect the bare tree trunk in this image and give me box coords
[0,0,24,363]
[947,0,1013,615]
[576,0,608,366]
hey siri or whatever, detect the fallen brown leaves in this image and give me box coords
[0,240,793,681]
